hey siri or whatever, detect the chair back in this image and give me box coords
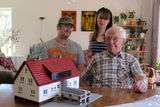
[144,67,156,89]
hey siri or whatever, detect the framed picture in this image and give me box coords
[81,11,96,31]
[61,11,77,31]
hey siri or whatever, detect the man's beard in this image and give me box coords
[61,34,69,40]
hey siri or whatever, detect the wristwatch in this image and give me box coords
[141,79,148,84]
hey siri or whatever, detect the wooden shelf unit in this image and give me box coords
[122,25,148,69]
[121,25,144,29]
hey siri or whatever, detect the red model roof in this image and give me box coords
[14,57,80,86]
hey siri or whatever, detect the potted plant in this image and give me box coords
[131,43,137,50]
[137,28,148,39]
[137,18,147,26]
[113,16,119,25]
[128,10,136,26]
[155,61,160,74]
[27,43,45,60]
[123,41,131,52]
[136,45,140,51]
[155,61,160,70]
[120,12,127,26]
[129,27,136,38]
[140,38,146,51]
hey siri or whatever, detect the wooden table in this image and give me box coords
[0,84,160,107]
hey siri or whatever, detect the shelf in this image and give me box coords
[127,50,147,54]
[126,38,144,41]
[127,38,139,40]
[121,25,144,29]
[140,62,149,66]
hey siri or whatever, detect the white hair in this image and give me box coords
[105,26,126,39]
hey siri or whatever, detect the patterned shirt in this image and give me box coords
[41,38,85,67]
[81,50,143,88]
[89,41,107,56]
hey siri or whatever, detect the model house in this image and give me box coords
[14,57,80,104]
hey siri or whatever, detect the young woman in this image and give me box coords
[89,7,113,56]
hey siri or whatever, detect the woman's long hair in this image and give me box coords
[90,7,113,42]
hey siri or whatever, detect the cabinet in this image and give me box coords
[122,25,149,69]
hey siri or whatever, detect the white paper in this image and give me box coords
[108,95,160,107]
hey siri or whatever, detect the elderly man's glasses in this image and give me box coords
[105,36,122,42]
[61,24,74,30]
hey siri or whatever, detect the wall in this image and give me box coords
[0,0,152,64]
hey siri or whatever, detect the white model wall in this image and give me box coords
[14,64,39,102]
[39,81,61,102]
[0,0,152,63]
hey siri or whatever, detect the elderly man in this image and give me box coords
[41,16,85,72]
[81,26,148,93]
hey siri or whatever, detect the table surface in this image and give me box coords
[0,84,160,107]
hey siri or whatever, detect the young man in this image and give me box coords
[81,26,148,93]
[41,16,85,72]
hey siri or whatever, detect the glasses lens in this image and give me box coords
[62,24,73,30]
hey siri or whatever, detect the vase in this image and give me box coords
[129,20,136,26]
[121,20,127,26]
[11,43,16,56]
[140,33,145,39]
[140,45,145,51]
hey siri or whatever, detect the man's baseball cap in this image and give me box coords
[58,16,74,26]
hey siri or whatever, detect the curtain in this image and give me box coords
[151,0,160,66]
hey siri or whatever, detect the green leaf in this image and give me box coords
[27,43,45,60]
[155,61,160,70]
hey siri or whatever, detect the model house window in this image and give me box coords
[54,86,56,91]
[74,80,77,86]
[28,78,33,85]
[18,87,22,93]
[30,90,35,97]
[51,70,71,80]
[25,68,28,73]
[51,87,54,91]
[43,89,48,95]
[57,84,60,88]
[0,8,12,55]
[20,77,24,83]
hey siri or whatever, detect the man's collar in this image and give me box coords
[106,50,124,59]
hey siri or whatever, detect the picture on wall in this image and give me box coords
[61,11,77,31]
[81,11,96,31]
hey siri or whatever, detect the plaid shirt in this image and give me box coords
[81,50,143,88]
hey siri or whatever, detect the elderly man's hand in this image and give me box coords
[131,80,148,93]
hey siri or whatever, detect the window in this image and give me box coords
[54,86,56,91]
[57,84,60,88]
[25,68,27,73]
[0,8,12,55]
[43,89,48,95]
[74,80,77,86]
[30,90,35,97]
[51,87,54,91]
[18,87,22,93]
[20,77,24,83]
[28,78,33,85]
[51,70,71,80]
